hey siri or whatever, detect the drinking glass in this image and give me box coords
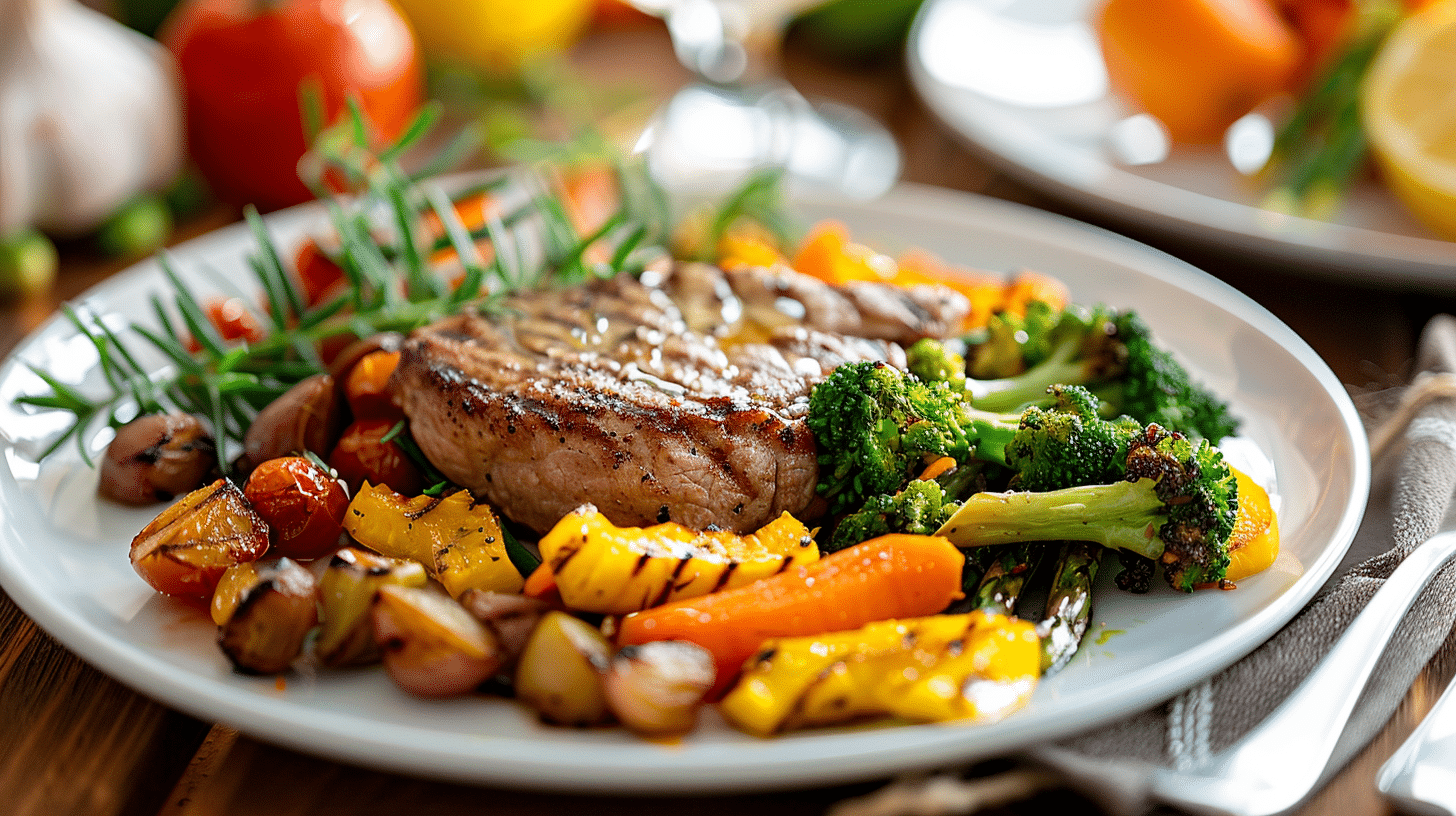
[630,0,902,200]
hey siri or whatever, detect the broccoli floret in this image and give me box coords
[906,338,966,392]
[829,478,961,552]
[1006,384,1143,491]
[967,300,1067,379]
[966,306,1239,443]
[936,390,1238,592]
[806,361,1021,514]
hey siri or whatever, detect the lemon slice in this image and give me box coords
[1363,1,1456,240]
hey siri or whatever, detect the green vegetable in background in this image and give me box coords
[791,0,926,63]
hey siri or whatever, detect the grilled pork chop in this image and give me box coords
[393,263,969,534]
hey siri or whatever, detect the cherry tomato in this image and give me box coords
[328,418,424,495]
[160,0,425,211]
[343,349,403,420]
[208,296,266,344]
[294,240,347,307]
[243,456,349,559]
[185,296,267,353]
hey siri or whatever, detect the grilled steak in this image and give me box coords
[393,263,969,534]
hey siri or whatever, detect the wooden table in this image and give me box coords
[2,21,1454,816]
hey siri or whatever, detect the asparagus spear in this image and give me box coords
[945,543,1043,617]
[1037,542,1102,674]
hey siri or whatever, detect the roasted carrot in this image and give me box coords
[616,534,964,692]
[522,563,566,608]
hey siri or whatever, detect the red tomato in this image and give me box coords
[160,0,425,212]
[294,240,347,307]
[208,297,266,344]
[186,296,267,353]
[243,456,349,559]
[328,418,424,495]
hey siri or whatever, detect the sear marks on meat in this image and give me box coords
[394,263,969,534]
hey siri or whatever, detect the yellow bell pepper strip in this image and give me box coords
[342,483,524,597]
[1222,468,1281,584]
[720,610,1040,736]
[534,505,818,615]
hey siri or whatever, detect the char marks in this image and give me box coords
[394,262,969,534]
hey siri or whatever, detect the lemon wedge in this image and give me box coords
[1363,0,1456,239]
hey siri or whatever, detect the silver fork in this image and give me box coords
[1147,528,1456,816]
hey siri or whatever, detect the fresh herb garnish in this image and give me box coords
[11,104,686,468]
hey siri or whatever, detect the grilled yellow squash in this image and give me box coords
[719,611,1040,736]
[536,504,818,615]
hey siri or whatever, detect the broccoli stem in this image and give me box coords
[935,480,1166,560]
[963,408,1021,466]
[966,340,1086,413]
[1038,542,1101,674]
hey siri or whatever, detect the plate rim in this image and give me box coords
[0,182,1370,793]
[906,0,1456,289]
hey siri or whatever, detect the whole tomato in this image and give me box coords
[160,0,424,211]
[328,418,424,495]
[243,456,349,559]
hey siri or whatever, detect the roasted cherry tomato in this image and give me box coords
[160,0,425,211]
[343,349,403,420]
[207,296,266,344]
[327,418,424,495]
[186,296,267,353]
[294,240,347,307]
[243,456,349,559]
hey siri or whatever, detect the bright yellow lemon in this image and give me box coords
[390,0,594,75]
[1363,0,1456,240]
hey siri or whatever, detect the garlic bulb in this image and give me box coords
[0,0,184,237]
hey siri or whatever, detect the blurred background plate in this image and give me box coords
[907,0,1456,289]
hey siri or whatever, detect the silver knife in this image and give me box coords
[1378,669,1456,816]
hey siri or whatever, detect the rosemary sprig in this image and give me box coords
[13,110,652,467]
[1260,0,1404,219]
[14,101,794,472]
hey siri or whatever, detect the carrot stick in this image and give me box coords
[616,534,964,692]
[343,349,402,420]
[522,563,564,608]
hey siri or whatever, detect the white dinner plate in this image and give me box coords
[908,0,1456,288]
[0,183,1367,793]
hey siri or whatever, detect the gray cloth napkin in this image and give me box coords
[834,315,1456,816]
